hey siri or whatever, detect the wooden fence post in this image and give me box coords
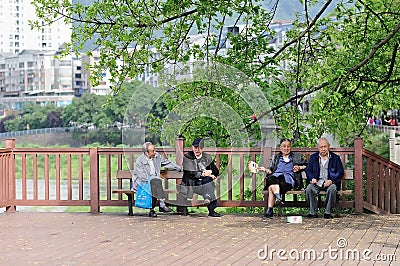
[175,137,186,214]
[4,139,16,212]
[89,147,99,214]
[175,137,185,166]
[354,137,363,214]
[262,146,272,213]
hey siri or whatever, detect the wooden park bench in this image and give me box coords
[276,169,354,216]
[111,170,135,215]
[112,169,206,215]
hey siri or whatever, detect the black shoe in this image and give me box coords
[275,198,284,207]
[159,205,172,213]
[324,213,334,219]
[181,207,189,216]
[305,214,318,218]
[208,211,222,217]
[262,212,273,221]
[149,209,157,217]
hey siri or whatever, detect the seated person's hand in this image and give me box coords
[258,167,271,174]
[311,178,317,184]
[202,170,213,176]
[324,180,333,187]
[293,165,305,172]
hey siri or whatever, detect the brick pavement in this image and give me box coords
[0,211,399,265]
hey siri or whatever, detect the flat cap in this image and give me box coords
[192,138,204,147]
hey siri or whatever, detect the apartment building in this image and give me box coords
[80,49,111,96]
[0,49,75,110]
[0,7,300,110]
[80,47,160,95]
[0,0,71,54]
[0,45,127,112]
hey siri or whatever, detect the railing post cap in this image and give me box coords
[5,138,16,149]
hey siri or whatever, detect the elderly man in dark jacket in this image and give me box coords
[182,138,221,217]
[305,137,344,219]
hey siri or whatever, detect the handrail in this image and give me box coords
[2,137,399,214]
[362,147,400,214]
[0,148,14,209]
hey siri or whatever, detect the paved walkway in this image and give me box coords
[0,211,399,265]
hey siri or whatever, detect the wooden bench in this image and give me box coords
[112,170,135,215]
[276,169,354,216]
[112,169,205,215]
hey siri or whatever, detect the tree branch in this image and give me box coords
[272,0,333,60]
[255,0,333,72]
[254,22,400,125]
[346,23,400,75]
[357,0,390,32]
[360,42,399,84]
[42,3,198,29]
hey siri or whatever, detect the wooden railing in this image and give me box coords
[0,139,15,211]
[0,149,14,210]
[362,148,400,214]
[0,137,398,214]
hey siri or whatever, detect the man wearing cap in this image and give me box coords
[182,138,221,217]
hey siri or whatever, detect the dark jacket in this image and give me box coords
[305,151,344,190]
[268,152,307,190]
[182,151,219,184]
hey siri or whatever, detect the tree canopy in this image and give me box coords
[2,103,62,132]
[31,0,400,147]
[61,80,148,128]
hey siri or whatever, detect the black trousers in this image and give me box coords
[186,176,218,213]
[263,174,293,195]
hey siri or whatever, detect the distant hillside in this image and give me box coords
[211,0,342,26]
[267,0,341,21]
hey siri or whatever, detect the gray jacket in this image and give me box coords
[131,152,181,192]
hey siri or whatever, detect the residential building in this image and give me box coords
[0,49,75,111]
[80,49,111,96]
[0,17,303,114]
[0,0,71,54]
[72,56,86,96]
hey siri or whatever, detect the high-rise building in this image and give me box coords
[0,49,75,110]
[0,0,71,54]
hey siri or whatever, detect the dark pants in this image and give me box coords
[185,176,218,213]
[305,183,337,215]
[150,178,166,209]
[263,174,293,195]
